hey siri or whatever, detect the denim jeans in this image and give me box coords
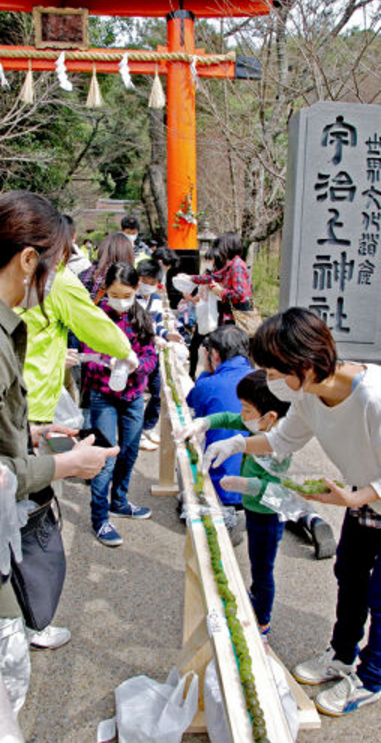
[245,509,285,626]
[331,509,381,691]
[143,360,161,432]
[90,389,144,529]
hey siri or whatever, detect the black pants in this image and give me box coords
[189,327,207,380]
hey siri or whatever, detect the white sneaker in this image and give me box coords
[315,672,381,716]
[293,646,354,685]
[27,624,71,650]
[145,430,161,445]
[139,434,158,451]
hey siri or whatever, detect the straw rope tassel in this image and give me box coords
[148,68,165,109]
[86,64,103,108]
[20,60,35,104]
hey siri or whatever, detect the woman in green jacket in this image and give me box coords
[21,264,134,423]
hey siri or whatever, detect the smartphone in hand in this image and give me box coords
[77,428,113,448]
[44,427,112,453]
[43,433,75,453]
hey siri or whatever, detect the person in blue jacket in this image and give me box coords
[186,325,251,507]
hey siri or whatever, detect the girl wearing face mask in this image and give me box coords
[177,370,291,638]
[203,307,381,718]
[79,232,134,302]
[82,262,157,547]
[136,260,183,451]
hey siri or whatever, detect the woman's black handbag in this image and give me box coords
[10,487,66,631]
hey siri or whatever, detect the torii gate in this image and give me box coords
[0,0,270,266]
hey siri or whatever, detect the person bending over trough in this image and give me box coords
[202,307,381,718]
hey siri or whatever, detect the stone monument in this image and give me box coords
[280,101,381,360]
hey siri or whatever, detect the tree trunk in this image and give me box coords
[141,108,167,242]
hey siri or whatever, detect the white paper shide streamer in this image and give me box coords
[190,55,199,88]
[0,60,9,88]
[119,54,135,90]
[55,52,73,92]
[148,69,165,109]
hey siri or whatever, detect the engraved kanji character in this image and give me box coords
[309,296,350,333]
[317,209,351,246]
[362,186,381,210]
[365,134,381,156]
[314,171,356,202]
[358,260,375,285]
[358,233,378,257]
[332,297,350,333]
[309,297,330,324]
[333,251,355,292]
[322,116,357,165]
[367,158,381,184]
[362,211,381,231]
[313,255,333,291]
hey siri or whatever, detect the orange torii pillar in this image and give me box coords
[166,10,197,264]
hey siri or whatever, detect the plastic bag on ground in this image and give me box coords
[204,660,230,743]
[0,670,24,741]
[114,667,198,743]
[195,290,218,335]
[53,387,84,429]
[0,617,30,719]
[268,656,299,742]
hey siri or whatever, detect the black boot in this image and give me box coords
[309,517,336,560]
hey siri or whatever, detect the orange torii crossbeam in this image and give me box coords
[0,3,269,257]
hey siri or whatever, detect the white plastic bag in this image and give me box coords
[0,465,22,577]
[195,290,218,335]
[204,661,230,743]
[0,669,25,741]
[172,275,196,295]
[0,617,30,719]
[100,668,198,743]
[260,482,318,522]
[53,387,84,429]
[268,657,299,742]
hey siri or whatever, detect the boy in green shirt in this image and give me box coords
[179,370,335,637]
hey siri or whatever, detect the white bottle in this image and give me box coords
[109,359,129,392]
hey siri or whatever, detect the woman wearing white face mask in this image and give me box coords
[0,191,121,712]
[82,262,157,547]
[203,307,381,719]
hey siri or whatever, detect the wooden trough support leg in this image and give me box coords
[178,533,211,734]
[151,385,180,496]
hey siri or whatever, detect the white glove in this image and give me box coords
[126,349,139,372]
[202,434,246,473]
[173,417,210,444]
[220,475,262,496]
[0,465,22,576]
[155,336,167,349]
